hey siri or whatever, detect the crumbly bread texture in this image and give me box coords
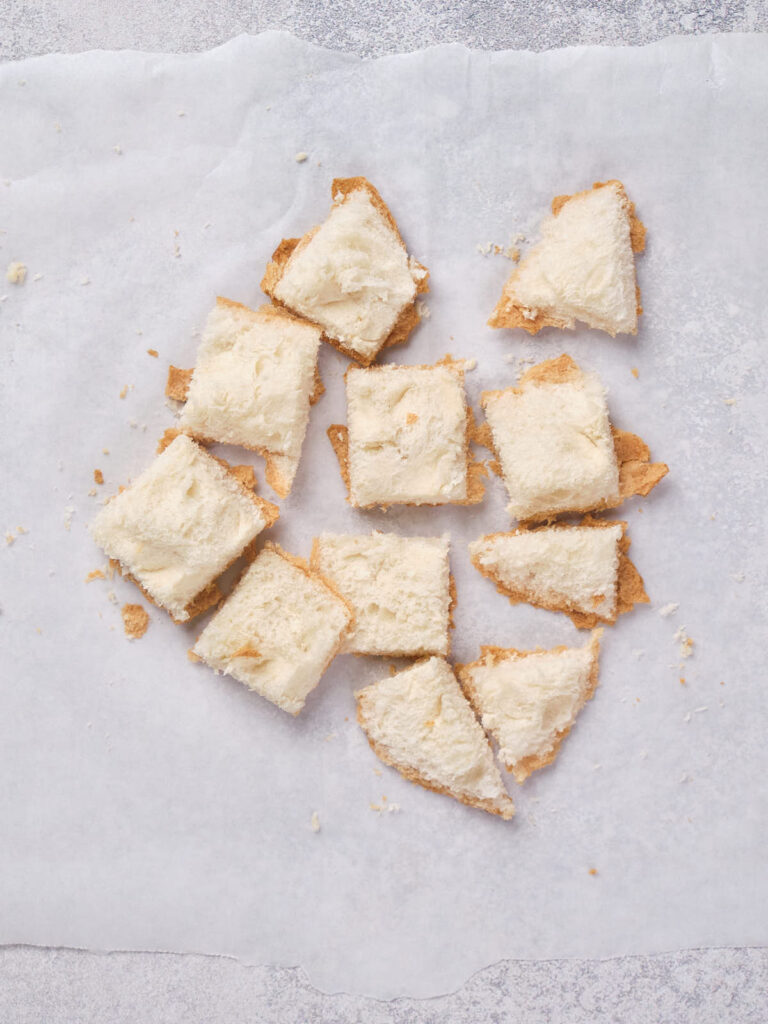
[311,532,451,656]
[89,435,278,622]
[330,357,484,508]
[457,631,602,783]
[489,181,646,337]
[481,355,667,521]
[356,657,515,819]
[121,603,149,639]
[261,177,429,366]
[169,299,322,498]
[469,517,649,628]
[192,544,353,715]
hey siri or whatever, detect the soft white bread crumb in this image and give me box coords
[483,359,619,520]
[470,523,622,620]
[89,435,273,621]
[346,361,469,507]
[311,532,451,656]
[491,182,641,336]
[356,657,514,819]
[193,545,353,714]
[458,631,602,783]
[178,299,321,494]
[6,261,26,284]
[272,187,421,363]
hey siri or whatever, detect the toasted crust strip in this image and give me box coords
[480,355,668,520]
[111,560,223,625]
[356,684,514,820]
[260,177,429,366]
[310,365,325,405]
[488,181,646,334]
[471,517,649,629]
[456,631,602,783]
[327,424,351,497]
[166,366,193,401]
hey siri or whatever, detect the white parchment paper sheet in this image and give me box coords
[1,32,766,999]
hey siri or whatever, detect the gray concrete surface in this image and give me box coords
[2,2,767,1020]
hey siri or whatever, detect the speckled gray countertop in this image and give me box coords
[2,3,767,1021]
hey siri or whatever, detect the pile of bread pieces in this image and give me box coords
[90,176,667,821]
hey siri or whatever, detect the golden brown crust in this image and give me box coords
[309,365,325,405]
[457,631,602,783]
[489,181,645,334]
[327,424,351,500]
[166,366,193,401]
[613,427,669,500]
[356,697,514,820]
[260,178,428,367]
[470,517,648,629]
[93,469,104,485]
[121,603,149,639]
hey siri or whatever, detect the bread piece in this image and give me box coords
[356,657,515,819]
[330,357,483,508]
[481,354,667,521]
[457,631,602,783]
[192,544,353,714]
[170,298,322,497]
[89,435,278,622]
[311,532,451,656]
[469,518,649,628]
[262,177,428,366]
[489,180,645,337]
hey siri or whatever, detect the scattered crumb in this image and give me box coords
[54,122,62,132]
[81,277,90,286]
[16,526,26,535]
[5,532,15,546]
[588,868,598,876]
[683,711,692,723]
[632,649,645,660]
[731,571,745,583]
[324,733,337,742]
[373,768,382,777]
[631,367,639,379]
[294,151,308,163]
[177,110,186,117]
[147,348,158,358]
[673,626,694,659]
[310,811,321,832]
[102,448,110,455]
[504,247,520,261]
[94,469,104,485]
[32,273,44,282]
[658,602,679,618]
[85,569,106,583]
[113,144,123,155]
[639,750,648,760]
[63,505,76,531]
[679,677,686,686]
[720,681,725,686]
[592,763,602,771]
[119,386,128,399]
[475,242,493,256]
[107,590,118,604]
[694,706,709,714]
[723,397,737,406]
[121,603,149,639]
[88,488,97,497]
[6,261,27,284]
[415,299,431,320]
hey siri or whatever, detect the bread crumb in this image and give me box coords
[588,868,598,876]
[694,705,709,714]
[94,469,104,485]
[121,603,149,639]
[119,386,128,399]
[310,811,321,832]
[81,277,90,286]
[679,677,686,686]
[177,110,186,117]
[147,348,158,358]
[6,261,26,284]
[631,367,639,379]
[731,571,745,583]
[63,505,76,531]
[54,122,62,132]
[16,526,26,535]
[5,532,15,546]
[723,397,737,406]
[294,151,309,163]
[673,626,694,659]
[107,590,118,604]
[632,649,645,660]
[505,247,520,261]
[32,273,44,282]
[102,448,110,455]
[85,569,106,582]
[113,144,123,155]
[658,602,679,617]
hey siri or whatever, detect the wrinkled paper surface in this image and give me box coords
[1,32,766,998]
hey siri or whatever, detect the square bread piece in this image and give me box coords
[311,532,451,656]
[337,360,475,507]
[488,180,645,337]
[482,355,619,521]
[192,544,353,715]
[457,631,602,783]
[469,519,649,628]
[356,657,515,819]
[262,177,428,366]
[173,299,322,498]
[89,435,278,622]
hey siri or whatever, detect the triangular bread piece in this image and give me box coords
[356,657,515,819]
[469,518,649,628]
[457,631,602,783]
[489,181,645,337]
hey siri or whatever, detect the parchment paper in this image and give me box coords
[1,32,766,999]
